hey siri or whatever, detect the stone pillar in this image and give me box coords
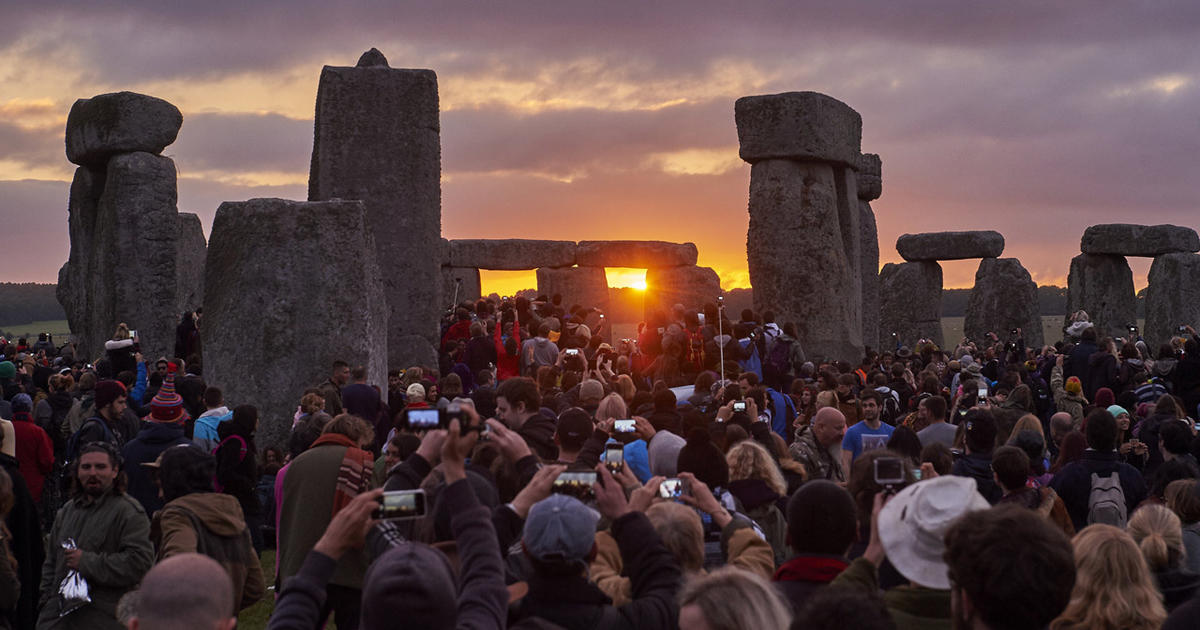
[176,213,207,315]
[964,258,1043,349]
[202,198,388,449]
[1064,253,1136,341]
[535,267,611,315]
[441,267,482,309]
[735,91,864,361]
[57,92,184,362]
[1145,253,1200,350]
[879,262,943,350]
[644,266,722,322]
[857,153,881,352]
[308,49,441,369]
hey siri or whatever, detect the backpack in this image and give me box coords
[64,417,116,466]
[878,390,902,426]
[764,337,793,379]
[1087,471,1127,527]
[212,434,249,493]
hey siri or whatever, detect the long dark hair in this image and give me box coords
[70,442,128,498]
[218,405,258,452]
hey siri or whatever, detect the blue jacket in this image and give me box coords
[1050,449,1148,532]
[765,387,795,440]
[193,407,234,453]
[121,421,192,515]
[738,338,763,380]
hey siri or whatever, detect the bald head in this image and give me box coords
[130,554,235,630]
[812,407,847,448]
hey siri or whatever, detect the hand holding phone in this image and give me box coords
[373,490,427,520]
[605,445,625,473]
[614,419,636,433]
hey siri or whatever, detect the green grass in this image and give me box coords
[238,550,276,629]
[0,318,71,339]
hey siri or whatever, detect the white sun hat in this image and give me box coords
[877,475,990,590]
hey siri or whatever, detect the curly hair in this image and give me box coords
[725,440,786,496]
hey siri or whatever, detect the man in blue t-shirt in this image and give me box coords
[841,389,894,481]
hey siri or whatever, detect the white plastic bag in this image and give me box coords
[58,538,91,617]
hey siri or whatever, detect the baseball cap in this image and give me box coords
[877,475,990,589]
[522,494,599,563]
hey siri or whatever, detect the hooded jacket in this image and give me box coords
[518,410,559,461]
[156,492,266,611]
[1051,365,1087,427]
[11,412,53,503]
[520,336,560,374]
[1050,449,1148,532]
[1086,351,1119,400]
[122,421,192,515]
[192,405,233,453]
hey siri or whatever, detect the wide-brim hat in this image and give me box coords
[965,363,982,375]
[877,475,990,590]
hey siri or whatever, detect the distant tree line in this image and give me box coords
[0,283,66,326]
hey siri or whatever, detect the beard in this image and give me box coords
[82,478,110,497]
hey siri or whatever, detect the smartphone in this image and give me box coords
[977,385,988,400]
[552,471,597,500]
[614,419,636,433]
[659,478,687,499]
[733,401,747,413]
[874,457,906,486]
[373,490,427,520]
[129,329,138,339]
[605,445,625,473]
[565,348,580,357]
[407,408,442,431]
[757,414,770,423]
[911,468,923,481]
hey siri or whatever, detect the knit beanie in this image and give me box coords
[676,428,729,489]
[0,361,14,380]
[1065,376,1082,395]
[10,394,32,414]
[647,431,686,477]
[94,379,128,410]
[785,480,856,555]
[1093,387,1115,409]
[406,383,425,400]
[149,363,185,423]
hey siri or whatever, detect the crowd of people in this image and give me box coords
[1,298,1200,629]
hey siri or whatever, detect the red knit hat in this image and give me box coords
[149,363,185,423]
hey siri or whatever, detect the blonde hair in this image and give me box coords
[1050,524,1166,630]
[1127,504,1184,571]
[113,323,131,340]
[678,566,792,630]
[815,390,838,409]
[615,375,636,404]
[726,440,786,496]
[1008,413,1045,443]
[596,393,627,423]
[646,502,705,572]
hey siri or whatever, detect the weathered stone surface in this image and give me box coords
[879,262,943,350]
[856,153,882,201]
[202,198,388,448]
[964,258,1043,349]
[176,213,206,314]
[448,239,577,270]
[575,241,698,268]
[746,159,862,361]
[1144,253,1200,349]
[57,167,104,359]
[65,92,182,167]
[644,266,722,321]
[1080,224,1200,257]
[535,267,611,314]
[735,92,862,167]
[860,201,880,351]
[896,231,1005,261]
[1064,253,1136,341]
[441,267,482,308]
[356,48,389,67]
[309,53,440,369]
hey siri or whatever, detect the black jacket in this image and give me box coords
[1086,351,1118,400]
[1050,450,1148,532]
[518,411,559,461]
[512,511,681,630]
[1065,340,1098,389]
[121,421,192,515]
[950,452,1002,504]
[0,453,42,629]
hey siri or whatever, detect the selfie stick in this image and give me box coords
[451,277,461,311]
[717,296,725,384]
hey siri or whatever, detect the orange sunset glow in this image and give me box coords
[0,3,1195,296]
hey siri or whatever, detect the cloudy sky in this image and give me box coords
[2,1,1198,295]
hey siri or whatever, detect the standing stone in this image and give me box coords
[57,153,179,362]
[1081,224,1200,257]
[878,262,943,350]
[964,258,1043,349]
[736,91,864,361]
[535,267,611,315]
[857,153,882,351]
[575,241,698,268]
[308,51,440,369]
[176,213,206,315]
[644,266,722,322]
[1144,253,1200,349]
[65,92,183,167]
[1064,253,1136,341]
[441,267,482,309]
[202,198,388,448]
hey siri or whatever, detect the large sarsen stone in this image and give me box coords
[575,241,698,268]
[535,267,611,315]
[734,92,862,167]
[448,239,577,270]
[1080,224,1200,257]
[896,231,1005,261]
[964,258,1043,349]
[1064,253,1136,341]
[1144,253,1200,350]
[176,213,206,314]
[878,262,943,350]
[644,266,722,322]
[202,198,388,449]
[65,92,182,167]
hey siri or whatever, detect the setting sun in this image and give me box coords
[604,268,647,291]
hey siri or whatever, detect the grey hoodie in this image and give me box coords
[521,336,560,372]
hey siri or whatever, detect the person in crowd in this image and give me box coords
[725,440,788,564]
[495,376,558,460]
[1127,503,1200,610]
[992,445,1074,536]
[104,324,137,377]
[1049,430,1086,474]
[37,442,154,628]
[1051,408,1148,530]
[154,444,265,613]
[215,405,262,550]
[122,364,192,515]
[790,407,847,483]
[841,390,894,480]
[129,553,236,630]
[799,586,897,630]
[9,394,53,510]
[520,322,560,375]
[1051,355,1088,428]
[193,386,233,453]
[0,429,41,629]
[832,475,990,629]
[1160,419,1199,469]
[914,395,953,449]
[69,379,129,457]
[773,480,856,614]
[943,504,1076,630]
[1051,524,1167,630]
[1165,478,1200,574]
[317,360,350,417]
[276,414,376,629]
[950,409,1001,503]
[342,365,387,448]
[679,566,793,630]
[0,469,21,629]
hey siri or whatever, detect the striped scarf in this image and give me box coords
[310,433,374,517]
